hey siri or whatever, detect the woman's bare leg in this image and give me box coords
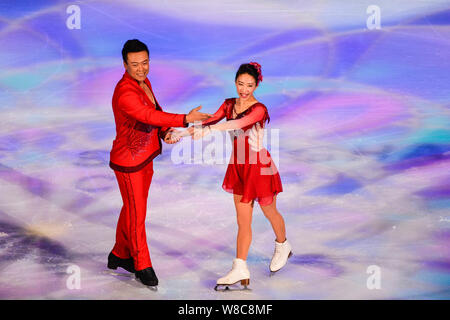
[234,194,254,260]
[260,196,286,243]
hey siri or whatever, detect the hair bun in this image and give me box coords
[249,62,263,83]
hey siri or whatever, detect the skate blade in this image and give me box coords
[214,279,251,292]
[134,279,159,291]
[134,276,159,290]
[214,284,251,292]
[146,285,158,292]
[103,270,134,278]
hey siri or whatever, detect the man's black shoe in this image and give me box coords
[107,252,136,273]
[135,267,159,286]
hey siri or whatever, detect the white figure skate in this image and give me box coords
[214,258,250,291]
[270,239,292,274]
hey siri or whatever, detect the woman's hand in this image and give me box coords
[192,125,211,140]
[187,126,195,136]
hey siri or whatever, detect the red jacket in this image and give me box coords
[109,71,187,172]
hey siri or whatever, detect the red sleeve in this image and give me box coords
[159,113,188,140]
[159,127,171,140]
[233,105,266,128]
[201,100,228,126]
[117,90,187,128]
[211,105,267,131]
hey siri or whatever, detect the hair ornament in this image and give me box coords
[249,61,263,83]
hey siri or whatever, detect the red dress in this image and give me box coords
[203,98,283,206]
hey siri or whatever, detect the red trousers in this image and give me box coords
[112,161,154,271]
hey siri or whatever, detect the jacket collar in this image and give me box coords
[122,71,160,109]
[123,70,151,89]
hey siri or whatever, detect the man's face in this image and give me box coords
[124,51,149,82]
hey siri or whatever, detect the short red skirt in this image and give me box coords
[222,144,283,206]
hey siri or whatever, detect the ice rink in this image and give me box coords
[0,1,449,299]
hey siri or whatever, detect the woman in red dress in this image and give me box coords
[183,62,292,289]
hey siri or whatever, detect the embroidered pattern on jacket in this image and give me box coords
[123,118,153,160]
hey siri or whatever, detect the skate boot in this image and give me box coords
[135,267,158,286]
[270,239,292,274]
[107,252,136,273]
[215,258,250,291]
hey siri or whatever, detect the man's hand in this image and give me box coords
[186,106,212,123]
[163,128,181,144]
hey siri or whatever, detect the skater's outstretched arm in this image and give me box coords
[200,101,228,126]
[170,101,228,140]
[209,105,266,131]
[193,105,266,140]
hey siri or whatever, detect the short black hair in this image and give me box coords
[122,39,149,63]
[235,63,261,85]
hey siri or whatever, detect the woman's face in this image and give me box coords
[235,73,257,102]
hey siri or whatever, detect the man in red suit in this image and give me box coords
[107,39,211,286]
